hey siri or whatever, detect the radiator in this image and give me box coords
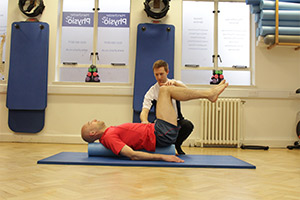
[198,98,242,147]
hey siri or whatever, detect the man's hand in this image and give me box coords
[163,80,176,86]
[161,155,184,163]
[163,80,187,88]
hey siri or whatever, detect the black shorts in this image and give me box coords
[154,119,180,147]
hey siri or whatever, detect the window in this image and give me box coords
[0,0,8,80]
[182,0,253,86]
[0,0,8,52]
[57,0,130,83]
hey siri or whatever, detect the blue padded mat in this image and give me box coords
[258,26,300,37]
[8,110,45,133]
[260,0,300,10]
[133,23,175,122]
[246,0,300,5]
[260,10,300,21]
[7,22,49,110]
[6,21,49,133]
[37,152,256,169]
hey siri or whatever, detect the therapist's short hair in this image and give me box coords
[152,60,169,72]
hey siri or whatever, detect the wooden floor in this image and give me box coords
[0,143,299,200]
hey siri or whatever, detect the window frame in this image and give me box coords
[56,0,130,83]
[181,0,255,86]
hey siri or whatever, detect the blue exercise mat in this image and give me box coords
[8,110,45,133]
[251,5,261,14]
[253,1,300,14]
[258,19,300,27]
[37,152,256,169]
[247,0,300,5]
[260,0,300,10]
[6,21,49,133]
[255,13,261,23]
[260,10,300,21]
[133,23,175,123]
[258,26,300,36]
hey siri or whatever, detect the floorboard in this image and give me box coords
[0,143,299,200]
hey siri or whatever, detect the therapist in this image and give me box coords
[140,60,194,155]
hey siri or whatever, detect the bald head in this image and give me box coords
[81,124,94,143]
[81,119,106,143]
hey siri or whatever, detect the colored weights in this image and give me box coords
[210,70,224,85]
[85,65,100,82]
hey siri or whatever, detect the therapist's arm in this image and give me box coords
[140,108,150,124]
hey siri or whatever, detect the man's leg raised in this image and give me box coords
[156,86,178,126]
[162,80,228,102]
[156,80,228,125]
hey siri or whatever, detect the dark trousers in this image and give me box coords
[175,119,194,146]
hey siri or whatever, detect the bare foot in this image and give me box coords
[208,80,228,102]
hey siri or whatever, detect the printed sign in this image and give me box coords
[182,1,214,67]
[98,13,130,28]
[62,12,94,27]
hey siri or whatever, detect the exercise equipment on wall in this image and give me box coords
[85,65,100,82]
[6,21,49,133]
[247,0,300,50]
[263,35,300,45]
[18,0,45,18]
[144,0,170,19]
[210,70,224,85]
[133,23,175,123]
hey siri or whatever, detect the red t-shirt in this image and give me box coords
[99,123,156,155]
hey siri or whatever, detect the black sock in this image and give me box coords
[175,143,185,155]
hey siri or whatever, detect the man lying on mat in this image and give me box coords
[81,80,228,163]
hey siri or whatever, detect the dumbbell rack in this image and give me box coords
[85,65,100,82]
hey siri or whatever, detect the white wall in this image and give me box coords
[0,0,299,147]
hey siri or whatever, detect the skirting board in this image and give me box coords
[0,133,296,148]
[0,133,84,144]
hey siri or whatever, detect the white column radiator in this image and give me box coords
[198,98,242,147]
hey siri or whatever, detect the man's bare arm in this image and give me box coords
[120,145,184,163]
[140,108,150,124]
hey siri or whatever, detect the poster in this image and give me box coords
[182,1,214,67]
